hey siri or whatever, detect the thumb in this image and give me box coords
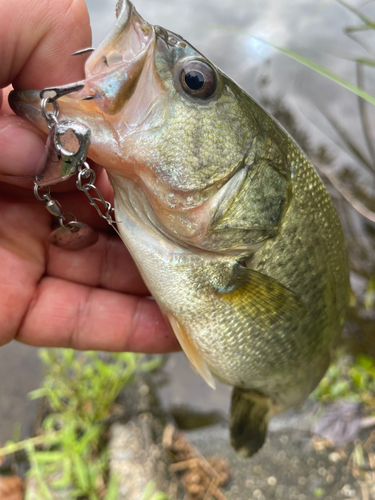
[0,0,92,182]
[1,0,91,89]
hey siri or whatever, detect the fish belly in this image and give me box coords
[111,175,335,411]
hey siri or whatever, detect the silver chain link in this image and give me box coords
[34,94,120,238]
[76,161,117,226]
[34,183,80,229]
[40,97,60,129]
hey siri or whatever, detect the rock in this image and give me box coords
[108,373,178,500]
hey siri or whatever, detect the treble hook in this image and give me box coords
[71,47,95,56]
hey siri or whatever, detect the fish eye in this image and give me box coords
[179,60,217,99]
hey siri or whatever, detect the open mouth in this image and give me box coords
[9,0,155,125]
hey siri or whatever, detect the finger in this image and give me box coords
[0,198,48,346]
[47,232,149,296]
[16,277,180,353]
[0,115,46,177]
[0,86,14,115]
[0,0,91,184]
[1,0,91,89]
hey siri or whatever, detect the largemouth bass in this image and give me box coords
[10,0,349,457]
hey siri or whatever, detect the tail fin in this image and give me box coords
[230,387,271,458]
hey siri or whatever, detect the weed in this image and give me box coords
[1,349,167,500]
[314,350,375,410]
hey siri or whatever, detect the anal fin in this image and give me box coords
[166,312,216,389]
[230,387,271,458]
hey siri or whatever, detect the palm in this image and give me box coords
[0,0,178,353]
[0,162,177,351]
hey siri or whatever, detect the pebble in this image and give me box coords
[326,473,334,484]
[340,484,357,497]
[267,476,277,486]
[253,465,263,475]
[291,457,300,467]
[328,452,341,463]
[280,435,289,444]
[253,489,265,500]
[138,384,149,396]
[318,467,327,477]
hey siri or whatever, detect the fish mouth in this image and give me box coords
[9,0,162,165]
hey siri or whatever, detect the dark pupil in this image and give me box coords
[184,71,204,90]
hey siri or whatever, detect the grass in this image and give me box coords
[314,350,375,410]
[0,349,167,500]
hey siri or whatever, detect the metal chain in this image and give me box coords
[34,96,78,232]
[34,183,79,230]
[34,94,120,238]
[76,162,117,226]
[40,97,59,129]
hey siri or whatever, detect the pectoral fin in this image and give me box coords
[221,265,305,330]
[166,312,216,389]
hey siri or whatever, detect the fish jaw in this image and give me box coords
[9,0,167,174]
[82,0,156,116]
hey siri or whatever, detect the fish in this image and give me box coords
[9,0,350,457]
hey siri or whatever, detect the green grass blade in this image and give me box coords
[346,24,375,32]
[336,0,375,27]
[104,474,120,500]
[351,58,375,68]
[209,25,375,106]
[72,454,90,491]
[254,39,375,107]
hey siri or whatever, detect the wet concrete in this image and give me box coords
[0,343,42,444]
[186,424,367,500]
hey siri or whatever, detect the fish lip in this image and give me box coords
[9,0,156,119]
[78,0,156,115]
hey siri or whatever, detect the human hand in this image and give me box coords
[0,0,179,352]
